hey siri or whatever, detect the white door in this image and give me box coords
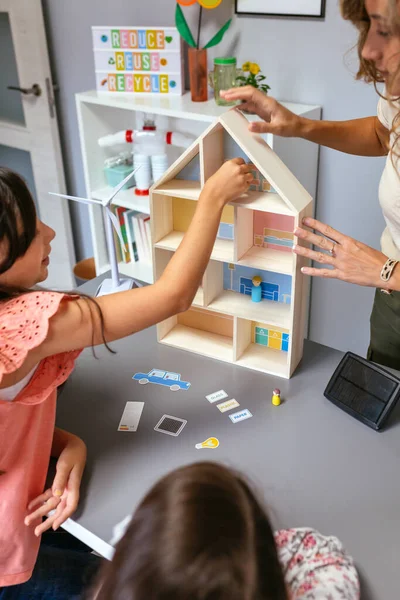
[0,0,75,288]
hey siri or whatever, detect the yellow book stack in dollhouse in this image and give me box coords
[150,109,313,379]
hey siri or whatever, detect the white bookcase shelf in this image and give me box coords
[76,90,320,289]
[91,186,150,213]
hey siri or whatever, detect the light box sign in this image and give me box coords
[92,26,183,95]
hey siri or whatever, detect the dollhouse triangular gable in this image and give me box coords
[151,140,201,190]
[152,109,311,217]
[218,109,311,214]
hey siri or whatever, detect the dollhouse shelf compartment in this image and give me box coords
[151,180,201,200]
[161,325,234,363]
[236,344,289,377]
[237,247,294,276]
[155,231,234,263]
[154,179,295,217]
[207,291,291,329]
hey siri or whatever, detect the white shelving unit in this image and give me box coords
[151,110,314,378]
[75,90,320,286]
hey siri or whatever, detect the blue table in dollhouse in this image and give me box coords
[55,275,400,600]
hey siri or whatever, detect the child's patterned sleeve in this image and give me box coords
[275,528,360,600]
[0,292,82,405]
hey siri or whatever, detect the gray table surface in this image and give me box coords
[56,277,400,600]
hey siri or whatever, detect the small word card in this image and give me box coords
[229,409,253,424]
[206,390,228,404]
[217,399,240,413]
[118,402,144,432]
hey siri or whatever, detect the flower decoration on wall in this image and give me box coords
[176,0,230,50]
[236,62,271,94]
[177,0,223,8]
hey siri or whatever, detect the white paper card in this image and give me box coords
[229,409,253,423]
[118,402,144,432]
[206,389,228,403]
[217,399,240,413]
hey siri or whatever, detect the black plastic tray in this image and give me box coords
[324,352,400,431]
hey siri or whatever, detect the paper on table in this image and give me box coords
[117,402,144,432]
[109,515,132,547]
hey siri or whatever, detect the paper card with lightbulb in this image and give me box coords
[229,409,253,424]
[195,437,220,450]
[216,399,240,413]
[154,414,187,437]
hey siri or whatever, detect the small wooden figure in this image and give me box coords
[272,388,281,406]
[251,275,262,302]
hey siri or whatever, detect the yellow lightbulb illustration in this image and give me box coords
[195,437,220,450]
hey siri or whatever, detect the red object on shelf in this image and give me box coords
[135,188,150,196]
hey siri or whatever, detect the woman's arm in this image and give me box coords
[298,115,389,157]
[220,86,389,156]
[34,159,253,357]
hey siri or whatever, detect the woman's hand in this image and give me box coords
[25,434,87,536]
[201,158,253,208]
[294,217,389,288]
[220,87,303,137]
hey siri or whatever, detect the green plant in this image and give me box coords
[175,1,231,50]
[236,62,271,93]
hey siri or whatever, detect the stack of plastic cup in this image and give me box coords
[134,154,152,196]
[151,154,169,185]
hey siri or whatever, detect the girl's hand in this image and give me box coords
[25,435,87,536]
[220,87,303,137]
[294,217,389,288]
[201,158,253,208]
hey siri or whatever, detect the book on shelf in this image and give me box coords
[137,213,151,262]
[131,213,144,263]
[111,213,122,263]
[112,205,131,263]
[124,210,139,263]
[144,219,152,262]
[110,205,151,264]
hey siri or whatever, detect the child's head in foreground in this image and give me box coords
[94,461,288,600]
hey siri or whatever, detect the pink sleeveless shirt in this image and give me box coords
[0,292,81,586]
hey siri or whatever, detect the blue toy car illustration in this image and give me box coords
[132,369,191,392]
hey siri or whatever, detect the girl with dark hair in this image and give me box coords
[0,160,253,598]
[222,0,400,371]
[93,462,360,600]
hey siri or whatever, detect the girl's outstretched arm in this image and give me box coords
[36,158,253,357]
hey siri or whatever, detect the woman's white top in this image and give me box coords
[377,95,400,260]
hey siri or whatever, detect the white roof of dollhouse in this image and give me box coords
[152,108,312,214]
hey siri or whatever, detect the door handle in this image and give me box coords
[7,83,42,97]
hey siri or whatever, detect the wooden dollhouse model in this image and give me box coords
[150,109,313,379]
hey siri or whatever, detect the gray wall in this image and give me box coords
[41,0,386,356]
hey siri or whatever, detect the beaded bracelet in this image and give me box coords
[380,258,399,295]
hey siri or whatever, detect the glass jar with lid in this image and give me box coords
[212,57,238,106]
